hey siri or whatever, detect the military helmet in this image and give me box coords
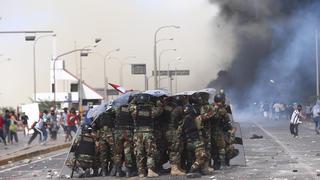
[135,93,151,104]
[214,93,224,103]
[174,95,187,106]
[81,124,93,133]
[190,92,209,105]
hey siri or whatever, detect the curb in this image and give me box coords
[0,143,71,166]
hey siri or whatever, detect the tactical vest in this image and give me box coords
[116,105,134,128]
[183,115,199,140]
[134,105,154,128]
[98,112,115,129]
[76,134,96,157]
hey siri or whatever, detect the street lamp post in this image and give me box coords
[316,29,319,99]
[98,48,120,101]
[158,48,176,88]
[153,25,180,89]
[167,57,181,93]
[78,39,102,113]
[53,48,92,106]
[25,34,56,102]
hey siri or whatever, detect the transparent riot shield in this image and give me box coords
[58,127,82,178]
[229,121,246,166]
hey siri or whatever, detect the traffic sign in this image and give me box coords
[131,64,146,75]
[152,70,190,76]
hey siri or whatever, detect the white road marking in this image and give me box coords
[0,151,67,174]
[253,121,316,179]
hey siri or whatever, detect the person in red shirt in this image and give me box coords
[0,115,7,145]
[66,108,78,141]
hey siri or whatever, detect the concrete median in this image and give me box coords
[0,143,71,166]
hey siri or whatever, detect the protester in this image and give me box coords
[66,107,78,141]
[290,104,305,138]
[41,110,49,143]
[9,111,18,144]
[20,112,29,136]
[0,114,7,145]
[3,110,10,143]
[312,100,320,134]
[47,108,59,140]
[27,112,44,145]
[272,102,282,120]
[60,107,69,142]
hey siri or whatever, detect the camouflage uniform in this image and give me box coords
[224,126,239,165]
[92,109,115,175]
[210,104,232,169]
[191,93,214,173]
[130,94,163,177]
[181,105,207,174]
[68,129,98,177]
[113,105,135,175]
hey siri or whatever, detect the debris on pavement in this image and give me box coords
[250,134,263,139]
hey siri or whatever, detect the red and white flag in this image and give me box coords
[108,83,130,94]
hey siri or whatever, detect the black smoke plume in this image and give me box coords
[207,0,320,107]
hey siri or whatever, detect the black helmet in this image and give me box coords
[174,95,187,106]
[82,124,92,133]
[214,93,224,103]
[191,92,209,105]
[183,104,197,115]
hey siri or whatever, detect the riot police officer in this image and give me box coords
[92,106,115,176]
[162,95,187,176]
[190,92,214,174]
[130,93,163,178]
[180,104,208,178]
[70,124,98,178]
[111,98,136,177]
[211,93,233,170]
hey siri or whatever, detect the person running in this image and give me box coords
[0,114,7,145]
[66,108,78,141]
[27,113,44,145]
[312,100,320,134]
[290,104,305,138]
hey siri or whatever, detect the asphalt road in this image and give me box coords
[1,117,320,180]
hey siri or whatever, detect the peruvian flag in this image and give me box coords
[108,83,131,94]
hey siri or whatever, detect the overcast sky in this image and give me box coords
[0,0,235,107]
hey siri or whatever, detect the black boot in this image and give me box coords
[125,167,137,177]
[186,163,201,178]
[101,167,108,177]
[109,165,117,176]
[116,166,125,177]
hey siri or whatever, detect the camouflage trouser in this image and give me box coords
[134,131,157,174]
[67,154,95,170]
[166,129,183,166]
[211,128,226,164]
[97,127,114,169]
[186,138,207,171]
[155,128,169,167]
[224,132,239,161]
[113,129,134,168]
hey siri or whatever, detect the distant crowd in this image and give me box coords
[0,107,87,147]
[256,101,320,138]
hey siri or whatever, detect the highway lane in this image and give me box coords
[1,117,320,179]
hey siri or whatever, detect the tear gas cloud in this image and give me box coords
[207,0,320,109]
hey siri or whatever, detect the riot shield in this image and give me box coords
[58,127,82,178]
[229,121,246,166]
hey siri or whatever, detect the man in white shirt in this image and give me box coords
[312,100,320,134]
[290,105,305,138]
